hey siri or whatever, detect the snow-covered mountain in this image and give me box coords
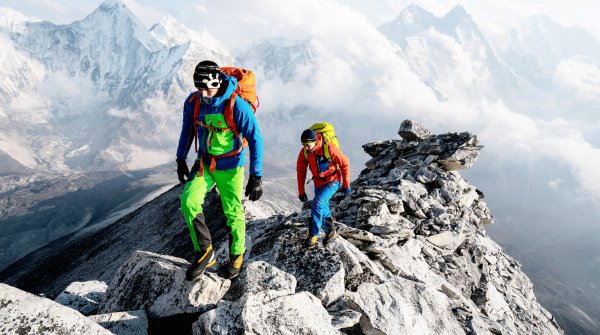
[237,38,314,83]
[0,0,232,172]
[379,5,522,102]
[492,15,600,120]
[494,15,600,86]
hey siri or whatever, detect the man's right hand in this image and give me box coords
[299,193,308,202]
[176,159,189,184]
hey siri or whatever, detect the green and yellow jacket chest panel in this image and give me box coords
[203,113,234,156]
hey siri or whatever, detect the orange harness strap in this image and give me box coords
[190,91,245,174]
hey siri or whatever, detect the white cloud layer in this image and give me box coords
[554,57,600,100]
[3,0,600,203]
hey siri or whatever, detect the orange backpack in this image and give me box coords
[188,67,259,156]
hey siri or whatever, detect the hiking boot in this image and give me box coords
[323,218,337,246]
[323,230,337,246]
[186,245,216,281]
[227,254,244,279]
[305,235,319,249]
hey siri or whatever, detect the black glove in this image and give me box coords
[245,174,263,201]
[176,159,189,184]
[299,193,308,202]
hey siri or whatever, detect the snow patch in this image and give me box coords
[0,138,37,168]
[66,144,92,158]
[0,7,41,32]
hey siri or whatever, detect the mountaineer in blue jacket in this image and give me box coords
[176,60,263,280]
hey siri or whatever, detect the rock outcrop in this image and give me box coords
[98,251,231,318]
[0,283,112,335]
[0,120,563,335]
[88,310,148,335]
[54,280,107,316]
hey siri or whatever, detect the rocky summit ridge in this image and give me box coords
[0,120,563,335]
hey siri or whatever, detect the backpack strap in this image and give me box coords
[224,92,238,135]
[189,91,246,173]
[323,142,340,173]
[224,92,249,147]
[323,142,331,161]
[190,93,200,153]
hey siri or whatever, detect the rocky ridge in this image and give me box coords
[0,120,563,334]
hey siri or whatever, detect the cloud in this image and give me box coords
[553,57,600,100]
[475,107,600,201]
[548,178,563,190]
[107,107,136,120]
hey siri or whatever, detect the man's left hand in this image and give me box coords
[245,174,263,201]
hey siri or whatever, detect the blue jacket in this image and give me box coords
[176,74,263,176]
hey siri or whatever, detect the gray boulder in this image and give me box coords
[223,260,296,301]
[0,283,112,335]
[348,277,465,335]
[194,291,338,335]
[327,298,363,330]
[98,250,230,317]
[88,310,147,335]
[55,280,107,315]
[398,120,433,141]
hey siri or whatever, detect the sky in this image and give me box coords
[3,0,600,50]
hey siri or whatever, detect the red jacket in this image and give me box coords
[296,137,350,195]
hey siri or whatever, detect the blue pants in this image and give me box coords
[310,181,340,236]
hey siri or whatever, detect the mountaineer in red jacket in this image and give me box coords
[296,129,351,249]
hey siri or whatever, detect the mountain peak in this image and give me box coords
[445,4,469,18]
[158,13,181,27]
[0,7,41,32]
[149,13,193,47]
[78,0,161,52]
[397,4,435,25]
[149,14,229,55]
[379,4,436,46]
[83,0,143,25]
[441,4,475,29]
[99,0,125,10]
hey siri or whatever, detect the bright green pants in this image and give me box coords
[179,164,246,255]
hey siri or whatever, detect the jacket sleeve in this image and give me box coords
[328,144,351,189]
[176,96,196,160]
[233,98,263,176]
[296,149,308,195]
